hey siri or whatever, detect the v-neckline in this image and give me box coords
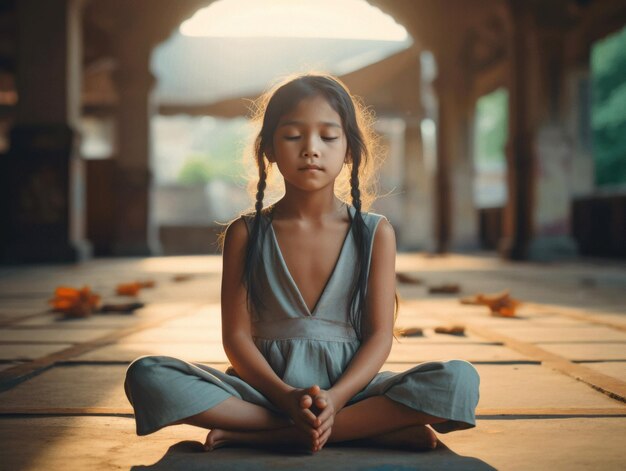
[268,204,353,317]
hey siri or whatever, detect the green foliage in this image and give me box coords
[474,87,508,167]
[175,118,249,186]
[592,24,626,187]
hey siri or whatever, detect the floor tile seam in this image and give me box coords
[0,341,90,345]
[459,322,626,403]
[1,407,625,418]
[575,359,626,364]
[0,302,207,391]
[46,360,544,367]
[4,325,147,330]
[0,295,218,329]
[0,311,52,328]
[400,299,626,332]
[525,341,626,345]
[526,302,626,333]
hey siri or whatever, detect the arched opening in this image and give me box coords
[149,0,417,254]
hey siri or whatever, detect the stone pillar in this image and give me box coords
[501,0,578,261]
[110,36,161,256]
[1,0,90,263]
[433,57,479,253]
[402,119,434,251]
[432,73,452,253]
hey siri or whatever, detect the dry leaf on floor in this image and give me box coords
[48,286,101,318]
[395,327,424,337]
[434,325,466,336]
[396,273,424,285]
[428,284,461,294]
[116,282,143,296]
[172,274,193,282]
[100,302,145,314]
[460,290,521,317]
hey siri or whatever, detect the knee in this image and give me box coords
[448,360,480,393]
[125,355,163,390]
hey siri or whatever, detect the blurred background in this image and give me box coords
[0,0,624,263]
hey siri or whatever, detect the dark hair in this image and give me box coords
[220,73,398,341]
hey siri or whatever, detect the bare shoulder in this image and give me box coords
[373,216,396,250]
[223,217,248,267]
[223,216,249,252]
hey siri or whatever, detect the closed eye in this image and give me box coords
[322,137,339,141]
[284,136,301,141]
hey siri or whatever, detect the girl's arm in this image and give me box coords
[220,217,295,405]
[327,217,397,411]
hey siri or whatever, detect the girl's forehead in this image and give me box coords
[278,95,342,126]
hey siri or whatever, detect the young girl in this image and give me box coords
[124,74,480,453]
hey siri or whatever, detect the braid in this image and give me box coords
[350,163,362,213]
[348,157,370,341]
[244,160,270,316]
[255,162,267,214]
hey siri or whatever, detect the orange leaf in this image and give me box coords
[138,280,156,288]
[116,282,142,296]
[460,290,521,317]
[49,285,101,318]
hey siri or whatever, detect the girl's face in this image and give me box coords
[268,95,348,193]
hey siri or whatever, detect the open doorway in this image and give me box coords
[473,87,508,251]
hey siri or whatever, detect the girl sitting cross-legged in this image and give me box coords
[124,73,480,453]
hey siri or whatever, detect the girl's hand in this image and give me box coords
[275,387,319,441]
[302,386,337,452]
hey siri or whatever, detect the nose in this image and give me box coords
[301,135,319,158]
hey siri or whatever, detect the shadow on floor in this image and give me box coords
[131,440,497,470]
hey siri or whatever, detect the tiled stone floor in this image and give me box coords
[1,253,625,470]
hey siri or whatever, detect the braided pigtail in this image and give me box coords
[243,150,271,316]
[347,156,371,341]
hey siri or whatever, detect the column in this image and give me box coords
[110,36,161,256]
[402,119,434,251]
[1,0,90,263]
[501,0,578,261]
[433,57,479,253]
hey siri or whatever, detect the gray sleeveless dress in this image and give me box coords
[124,205,480,436]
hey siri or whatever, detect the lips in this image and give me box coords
[301,165,322,170]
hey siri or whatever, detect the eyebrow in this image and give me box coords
[278,120,342,128]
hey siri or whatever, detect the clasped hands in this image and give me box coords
[281,384,338,452]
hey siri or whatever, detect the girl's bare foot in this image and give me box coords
[203,425,316,452]
[360,425,438,451]
[203,428,230,451]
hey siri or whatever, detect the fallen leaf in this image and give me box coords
[116,282,142,296]
[428,284,461,294]
[460,290,521,317]
[434,325,466,336]
[395,327,424,337]
[172,274,193,282]
[396,273,424,285]
[100,302,145,314]
[49,286,101,318]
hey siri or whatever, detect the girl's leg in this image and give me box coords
[327,395,445,443]
[205,395,445,451]
[170,396,291,431]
